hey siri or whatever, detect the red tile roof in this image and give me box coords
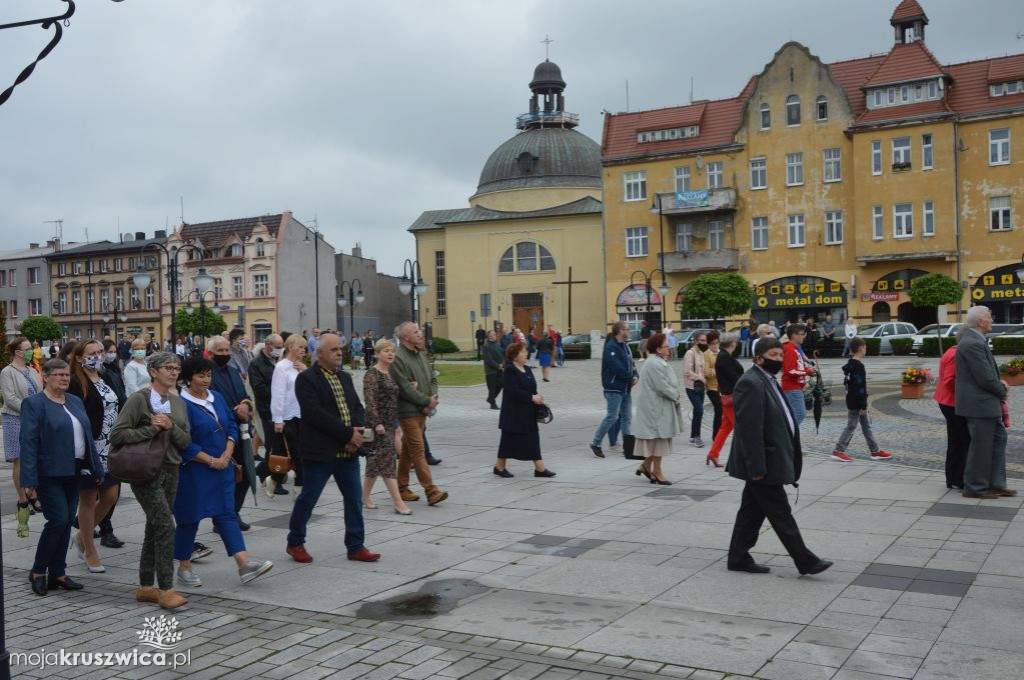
[830,55,888,117]
[180,214,285,248]
[988,54,1024,84]
[946,56,1024,116]
[863,41,945,87]
[890,0,928,24]
[856,98,952,124]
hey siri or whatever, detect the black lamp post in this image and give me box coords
[1015,252,1024,285]
[304,225,322,327]
[398,259,428,324]
[132,243,212,348]
[183,289,225,352]
[630,268,670,329]
[337,279,365,336]
[100,303,128,340]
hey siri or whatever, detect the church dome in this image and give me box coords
[530,60,566,90]
[474,127,601,196]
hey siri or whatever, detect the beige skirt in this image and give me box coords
[636,437,673,458]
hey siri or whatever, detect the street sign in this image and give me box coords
[470,309,476,323]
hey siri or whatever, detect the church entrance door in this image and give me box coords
[512,293,544,335]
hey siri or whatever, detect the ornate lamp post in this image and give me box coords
[630,268,670,329]
[183,289,225,351]
[100,303,128,340]
[398,259,428,324]
[337,279,365,336]
[132,243,212,347]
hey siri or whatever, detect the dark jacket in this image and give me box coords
[601,338,637,393]
[498,364,539,435]
[715,351,745,396]
[211,362,250,411]
[69,373,125,440]
[536,335,554,354]
[499,333,513,351]
[475,329,487,346]
[726,366,802,486]
[483,340,503,376]
[842,358,868,410]
[102,360,128,406]
[955,328,1007,419]
[19,392,103,488]
[248,350,276,418]
[294,361,366,463]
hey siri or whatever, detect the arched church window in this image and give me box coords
[498,242,556,273]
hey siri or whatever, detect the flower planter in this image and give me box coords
[901,382,926,399]
[1002,373,1024,387]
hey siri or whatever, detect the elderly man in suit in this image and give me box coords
[955,305,1013,499]
[725,337,833,576]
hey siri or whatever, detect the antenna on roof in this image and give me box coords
[625,79,630,112]
[179,196,185,224]
[44,219,63,241]
[690,76,694,104]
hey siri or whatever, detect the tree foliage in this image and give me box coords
[18,316,63,344]
[907,273,962,308]
[173,306,227,338]
[680,273,753,323]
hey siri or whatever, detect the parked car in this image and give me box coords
[993,324,1024,342]
[561,333,590,345]
[855,322,918,354]
[911,323,963,350]
[674,328,715,349]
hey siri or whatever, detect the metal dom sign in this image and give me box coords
[753,280,846,309]
[971,269,1024,302]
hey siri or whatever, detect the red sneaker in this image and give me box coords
[347,547,381,562]
[286,545,313,563]
[870,450,893,460]
[831,452,853,462]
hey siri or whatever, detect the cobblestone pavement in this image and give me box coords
[3,356,1024,679]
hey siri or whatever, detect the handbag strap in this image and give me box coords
[278,430,292,460]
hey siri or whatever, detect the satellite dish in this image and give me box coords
[695,154,705,170]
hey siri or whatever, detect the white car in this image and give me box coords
[855,322,918,354]
[911,323,963,350]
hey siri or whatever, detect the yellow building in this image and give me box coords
[602,0,1024,330]
[409,60,605,348]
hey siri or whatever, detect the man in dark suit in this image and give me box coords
[286,333,380,564]
[209,335,255,530]
[249,333,288,495]
[726,337,832,576]
[955,306,1013,499]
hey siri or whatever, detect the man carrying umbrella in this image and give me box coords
[209,335,258,530]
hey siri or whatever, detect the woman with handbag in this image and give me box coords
[20,359,104,596]
[361,338,412,514]
[173,357,273,587]
[493,342,555,478]
[633,334,683,485]
[109,352,191,611]
[682,331,708,448]
[703,331,723,440]
[2,335,44,538]
[705,333,743,468]
[270,334,307,491]
[68,339,124,574]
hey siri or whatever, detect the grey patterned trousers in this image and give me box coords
[131,462,179,590]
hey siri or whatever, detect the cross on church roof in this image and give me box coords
[541,35,554,60]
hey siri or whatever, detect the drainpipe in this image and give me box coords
[952,120,963,321]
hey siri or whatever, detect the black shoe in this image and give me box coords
[799,559,834,576]
[590,445,605,459]
[493,467,514,478]
[100,533,125,549]
[426,456,442,466]
[947,482,964,490]
[30,574,47,596]
[48,576,84,590]
[654,479,672,486]
[534,469,556,478]
[236,514,251,532]
[490,403,499,410]
[727,562,771,574]
[273,484,289,495]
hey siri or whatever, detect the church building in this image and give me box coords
[408,59,605,348]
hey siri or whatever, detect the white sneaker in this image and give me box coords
[263,476,276,500]
[691,438,705,448]
[239,559,273,584]
[609,444,623,453]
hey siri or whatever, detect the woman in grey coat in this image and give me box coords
[633,333,683,485]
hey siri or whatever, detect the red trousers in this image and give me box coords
[707,397,734,461]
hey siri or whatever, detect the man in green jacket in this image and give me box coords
[482,329,503,410]
[391,322,448,505]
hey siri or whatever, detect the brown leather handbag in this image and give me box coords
[268,433,292,475]
[108,429,170,485]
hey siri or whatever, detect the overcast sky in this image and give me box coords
[1,0,1021,274]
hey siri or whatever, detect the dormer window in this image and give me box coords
[991,80,1024,97]
[256,238,265,257]
[228,243,242,257]
[637,126,699,143]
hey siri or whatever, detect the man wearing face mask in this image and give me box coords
[725,337,832,577]
[249,334,288,494]
[227,328,251,380]
[209,336,255,530]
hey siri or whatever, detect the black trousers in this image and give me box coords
[486,372,503,405]
[707,390,723,439]
[729,482,818,572]
[939,403,970,488]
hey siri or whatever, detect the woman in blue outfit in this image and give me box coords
[20,359,104,596]
[173,357,272,588]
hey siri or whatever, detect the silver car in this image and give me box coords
[855,322,918,354]
[911,323,962,350]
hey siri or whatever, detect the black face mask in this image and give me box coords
[212,354,231,367]
[760,357,783,375]
[697,343,709,352]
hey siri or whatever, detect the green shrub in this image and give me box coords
[628,341,640,358]
[993,336,1024,355]
[563,343,591,360]
[889,338,914,356]
[920,336,956,357]
[865,337,881,356]
[430,337,459,355]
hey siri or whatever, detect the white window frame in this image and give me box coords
[825,211,844,245]
[86,289,94,313]
[823,148,842,182]
[785,152,804,186]
[115,288,124,309]
[872,205,884,240]
[7,270,15,287]
[922,133,933,170]
[29,298,42,316]
[923,200,935,236]
[623,171,647,202]
[989,128,1010,166]
[254,274,270,297]
[786,95,800,126]
[990,196,1012,231]
[816,95,828,121]
[706,161,724,189]
[893,203,914,238]
[233,276,243,298]
[674,166,691,193]
[58,262,66,276]
[751,217,769,250]
[8,301,16,319]
[871,140,882,175]
[58,292,67,314]
[625,227,649,257]
[29,267,41,284]
[787,214,805,248]
[749,157,767,190]
[759,103,770,130]
[145,287,155,309]
[675,223,692,252]
[708,221,726,250]
[928,80,937,98]
[72,291,81,313]
[892,137,911,166]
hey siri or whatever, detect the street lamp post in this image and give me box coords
[132,243,213,348]
[1015,252,1024,285]
[100,303,128,340]
[630,268,670,329]
[398,259,428,324]
[184,289,225,352]
[337,279,365,337]
[304,225,322,327]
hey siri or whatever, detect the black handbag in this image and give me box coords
[535,403,553,424]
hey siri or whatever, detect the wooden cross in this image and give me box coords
[552,266,588,335]
[541,35,554,60]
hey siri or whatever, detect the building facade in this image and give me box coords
[409,60,606,349]
[334,244,408,338]
[602,0,1024,330]
[0,241,59,340]
[164,212,337,343]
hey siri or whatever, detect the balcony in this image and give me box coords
[653,188,737,215]
[515,111,579,129]
[660,248,739,273]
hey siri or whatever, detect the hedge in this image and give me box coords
[431,337,459,355]
[993,336,1024,355]
[920,336,956,357]
[563,343,591,360]
[865,337,881,356]
[889,338,914,356]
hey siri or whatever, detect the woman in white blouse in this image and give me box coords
[123,338,152,396]
[269,334,307,496]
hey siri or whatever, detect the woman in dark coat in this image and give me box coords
[705,333,744,468]
[494,342,555,478]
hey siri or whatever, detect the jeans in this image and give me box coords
[556,346,565,366]
[592,390,632,447]
[833,409,880,454]
[784,389,806,426]
[287,456,364,553]
[740,339,751,358]
[399,416,439,496]
[131,463,179,590]
[685,385,705,439]
[175,512,244,561]
[32,476,79,578]
[842,338,853,357]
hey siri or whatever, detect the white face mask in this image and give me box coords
[270,348,283,358]
[104,352,118,363]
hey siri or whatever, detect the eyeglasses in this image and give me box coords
[159,366,181,373]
